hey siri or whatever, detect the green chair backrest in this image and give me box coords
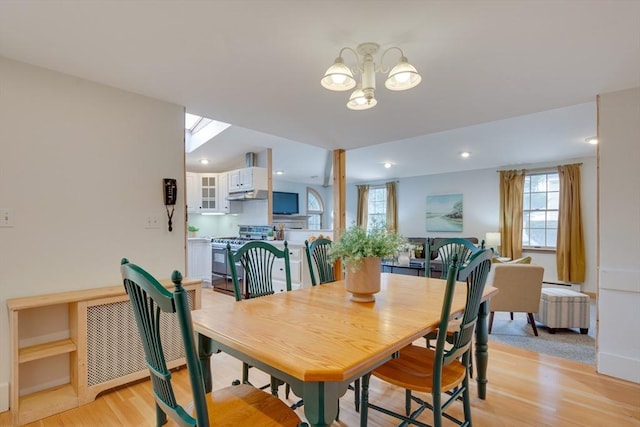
[437,249,493,369]
[426,237,481,278]
[304,238,335,286]
[120,258,208,427]
[228,240,292,301]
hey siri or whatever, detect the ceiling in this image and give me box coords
[1,1,638,184]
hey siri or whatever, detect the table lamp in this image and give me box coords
[485,232,501,256]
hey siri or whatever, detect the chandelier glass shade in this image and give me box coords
[321,42,421,110]
[320,57,356,91]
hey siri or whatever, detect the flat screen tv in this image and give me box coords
[272,191,299,215]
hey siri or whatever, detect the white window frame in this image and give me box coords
[367,186,387,229]
[522,170,559,250]
[307,187,324,230]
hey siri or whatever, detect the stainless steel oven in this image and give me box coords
[211,239,245,294]
[211,226,273,295]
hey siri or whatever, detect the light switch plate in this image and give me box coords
[0,208,13,227]
[145,216,160,229]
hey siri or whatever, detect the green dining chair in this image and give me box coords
[228,240,292,301]
[120,258,303,427]
[425,237,481,278]
[359,249,493,427]
[424,237,484,369]
[304,238,336,286]
[227,241,292,395]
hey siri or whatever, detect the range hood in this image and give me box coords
[226,189,268,201]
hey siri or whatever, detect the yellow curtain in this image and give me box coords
[499,170,525,259]
[557,164,586,282]
[386,181,398,232]
[356,185,369,228]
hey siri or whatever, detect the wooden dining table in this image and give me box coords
[191,273,498,427]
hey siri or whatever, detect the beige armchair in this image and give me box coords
[488,264,544,336]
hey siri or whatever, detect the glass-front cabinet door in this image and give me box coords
[200,174,217,211]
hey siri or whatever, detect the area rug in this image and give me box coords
[487,306,596,365]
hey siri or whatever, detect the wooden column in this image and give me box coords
[266,148,273,225]
[333,149,346,278]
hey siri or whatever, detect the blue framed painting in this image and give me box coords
[426,194,463,232]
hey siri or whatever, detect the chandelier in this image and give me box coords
[320,42,422,110]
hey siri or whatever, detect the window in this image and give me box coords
[307,188,323,230]
[522,172,559,248]
[367,186,387,229]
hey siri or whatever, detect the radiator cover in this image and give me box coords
[86,290,195,387]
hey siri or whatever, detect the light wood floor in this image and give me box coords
[2,289,639,427]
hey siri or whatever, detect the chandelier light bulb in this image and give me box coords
[395,72,411,83]
[332,74,347,85]
[320,57,356,91]
[347,87,377,110]
[385,57,421,91]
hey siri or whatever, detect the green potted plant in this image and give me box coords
[330,222,407,302]
[187,225,199,238]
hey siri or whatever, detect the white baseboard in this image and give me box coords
[0,381,8,412]
[597,352,640,384]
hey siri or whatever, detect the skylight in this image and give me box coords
[185,113,231,153]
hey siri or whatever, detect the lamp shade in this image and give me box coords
[347,87,377,110]
[485,232,501,248]
[385,57,421,91]
[321,58,356,91]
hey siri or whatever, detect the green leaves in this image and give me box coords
[329,222,407,271]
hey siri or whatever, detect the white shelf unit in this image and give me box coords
[7,279,202,425]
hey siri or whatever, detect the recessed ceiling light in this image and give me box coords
[585,137,598,145]
[200,159,209,165]
[384,162,392,169]
[274,170,284,175]
[460,151,471,158]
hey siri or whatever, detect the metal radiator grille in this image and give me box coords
[86,290,195,387]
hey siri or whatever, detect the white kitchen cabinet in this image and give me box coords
[186,172,200,213]
[187,238,212,286]
[217,172,242,214]
[199,173,218,212]
[228,167,267,193]
[187,172,241,214]
[270,242,303,291]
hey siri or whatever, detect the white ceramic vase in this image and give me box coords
[398,251,411,266]
[345,256,381,302]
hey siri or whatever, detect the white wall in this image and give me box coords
[345,158,598,293]
[0,57,186,408]
[597,87,640,383]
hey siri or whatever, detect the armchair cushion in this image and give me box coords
[492,256,532,264]
[487,264,544,313]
